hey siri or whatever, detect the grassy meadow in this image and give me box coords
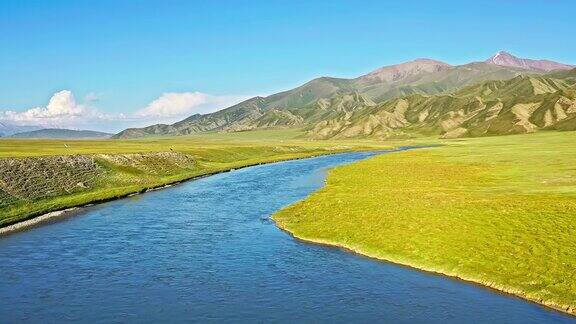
[0,129,397,227]
[0,129,310,157]
[3,127,575,314]
[274,131,576,314]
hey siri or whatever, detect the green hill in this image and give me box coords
[113,52,573,139]
[0,123,42,137]
[309,70,576,139]
[10,128,111,139]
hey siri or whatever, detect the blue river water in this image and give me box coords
[0,150,573,323]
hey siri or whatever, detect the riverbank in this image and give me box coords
[0,151,347,237]
[0,133,393,234]
[0,208,81,236]
[276,223,575,316]
[1,153,320,235]
[274,131,576,316]
[5,148,565,323]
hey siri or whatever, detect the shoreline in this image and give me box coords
[273,221,576,317]
[0,208,81,236]
[3,144,572,317]
[0,148,381,236]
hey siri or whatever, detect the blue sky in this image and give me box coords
[1,0,575,131]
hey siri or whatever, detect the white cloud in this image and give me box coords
[136,92,248,118]
[0,90,251,132]
[137,92,210,118]
[0,90,96,128]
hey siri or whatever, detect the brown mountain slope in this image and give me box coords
[113,52,574,139]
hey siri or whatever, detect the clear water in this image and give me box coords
[0,150,573,323]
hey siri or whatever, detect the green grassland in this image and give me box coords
[0,129,397,227]
[4,127,575,314]
[0,129,308,157]
[274,131,576,315]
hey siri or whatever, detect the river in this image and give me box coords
[0,150,573,323]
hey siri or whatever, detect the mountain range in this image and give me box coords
[0,122,43,137]
[10,128,112,139]
[113,51,576,139]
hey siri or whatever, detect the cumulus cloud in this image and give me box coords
[136,92,248,118]
[0,90,250,132]
[0,90,99,128]
[137,92,210,118]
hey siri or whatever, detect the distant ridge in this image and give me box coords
[11,128,112,139]
[114,52,575,139]
[354,58,452,83]
[0,122,42,137]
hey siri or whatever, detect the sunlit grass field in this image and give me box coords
[0,129,307,157]
[0,129,397,157]
[274,131,576,314]
[5,127,574,313]
[0,129,398,226]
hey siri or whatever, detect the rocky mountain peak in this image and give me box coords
[358,58,452,83]
[486,51,573,72]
